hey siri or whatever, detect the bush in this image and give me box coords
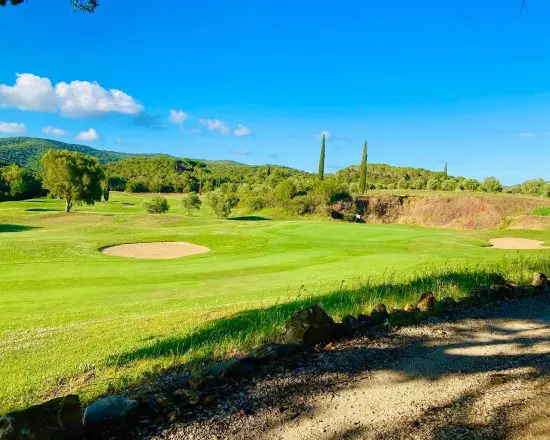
[462,178,480,192]
[205,190,235,218]
[181,192,201,215]
[483,177,503,193]
[144,195,170,214]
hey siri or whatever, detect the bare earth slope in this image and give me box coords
[155,296,550,440]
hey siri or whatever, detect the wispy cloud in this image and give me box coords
[42,126,67,137]
[231,148,252,156]
[233,124,252,137]
[199,118,230,135]
[168,109,188,126]
[0,121,25,133]
[519,133,535,137]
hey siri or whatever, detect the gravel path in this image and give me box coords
[151,295,550,440]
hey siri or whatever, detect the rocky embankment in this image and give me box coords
[1,273,549,439]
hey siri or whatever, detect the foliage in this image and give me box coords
[181,192,201,215]
[144,195,170,214]
[0,0,98,12]
[533,207,550,216]
[318,134,325,180]
[0,163,42,200]
[482,176,503,193]
[205,190,237,218]
[41,149,104,213]
[359,141,368,194]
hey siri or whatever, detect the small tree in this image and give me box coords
[101,178,110,202]
[181,191,201,215]
[318,134,326,181]
[482,176,503,193]
[463,178,480,192]
[144,195,170,214]
[41,149,104,213]
[359,141,368,194]
[205,190,235,218]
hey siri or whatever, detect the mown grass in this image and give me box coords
[1,192,549,413]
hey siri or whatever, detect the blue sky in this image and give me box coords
[0,0,549,184]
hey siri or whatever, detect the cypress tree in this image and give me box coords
[359,140,368,194]
[318,134,326,180]
[443,162,448,179]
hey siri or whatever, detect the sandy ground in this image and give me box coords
[153,295,550,440]
[101,242,209,259]
[489,237,549,250]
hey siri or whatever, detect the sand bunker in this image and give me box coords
[101,242,209,259]
[489,238,549,250]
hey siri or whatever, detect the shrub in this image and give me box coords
[482,177,503,193]
[144,195,170,214]
[462,178,480,192]
[205,190,235,218]
[181,192,201,215]
[441,179,458,191]
[126,179,148,193]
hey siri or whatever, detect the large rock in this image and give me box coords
[219,357,261,380]
[532,272,548,289]
[252,343,300,364]
[83,395,138,438]
[416,292,436,313]
[0,395,82,440]
[284,305,335,346]
[439,296,457,311]
[370,303,389,324]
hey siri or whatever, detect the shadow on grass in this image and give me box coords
[108,267,513,368]
[229,216,271,221]
[0,224,40,233]
[25,208,63,212]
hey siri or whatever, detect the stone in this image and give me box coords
[370,303,389,324]
[0,395,82,440]
[416,292,436,313]
[439,296,457,311]
[341,315,360,330]
[457,294,481,308]
[252,343,300,364]
[135,392,176,418]
[189,375,219,391]
[219,357,261,380]
[284,305,335,346]
[333,322,354,339]
[389,308,416,325]
[357,313,376,327]
[532,272,548,289]
[83,395,139,437]
[489,284,513,300]
[403,304,417,313]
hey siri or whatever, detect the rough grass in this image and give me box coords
[1,192,549,414]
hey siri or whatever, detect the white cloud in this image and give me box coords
[233,124,251,137]
[519,133,535,137]
[199,118,230,134]
[75,128,99,141]
[320,130,332,140]
[0,121,26,133]
[42,125,67,137]
[168,109,188,126]
[0,73,143,118]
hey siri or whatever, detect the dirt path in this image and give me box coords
[154,296,550,440]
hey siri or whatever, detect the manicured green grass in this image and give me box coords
[1,192,549,413]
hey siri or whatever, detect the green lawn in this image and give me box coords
[1,192,549,413]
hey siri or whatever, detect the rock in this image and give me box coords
[219,357,261,380]
[439,296,457,311]
[357,313,376,327]
[416,292,436,313]
[457,293,481,308]
[370,304,389,324]
[0,395,82,440]
[284,305,335,346]
[333,322,354,339]
[341,315,360,330]
[389,308,416,325]
[135,392,176,418]
[489,284,513,300]
[83,395,139,438]
[189,375,219,391]
[532,272,548,289]
[253,343,300,364]
[404,304,417,313]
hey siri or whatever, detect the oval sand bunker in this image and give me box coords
[489,238,549,250]
[101,242,209,259]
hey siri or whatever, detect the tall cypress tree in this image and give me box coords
[318,134,326,180]
[443,162,448,179]
[359,140,368,194]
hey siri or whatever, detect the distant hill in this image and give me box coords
[0,137,135,169]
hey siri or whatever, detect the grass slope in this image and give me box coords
[0,192,549,413]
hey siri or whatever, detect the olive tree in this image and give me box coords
[41,149,104,213]
[205,190,235,218]
[181,191,201,215]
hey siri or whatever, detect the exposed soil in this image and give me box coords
[152,295,550,440]
[489,238,549,250]
[101,242,209,259]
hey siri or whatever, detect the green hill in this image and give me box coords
[0,137,133,169]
